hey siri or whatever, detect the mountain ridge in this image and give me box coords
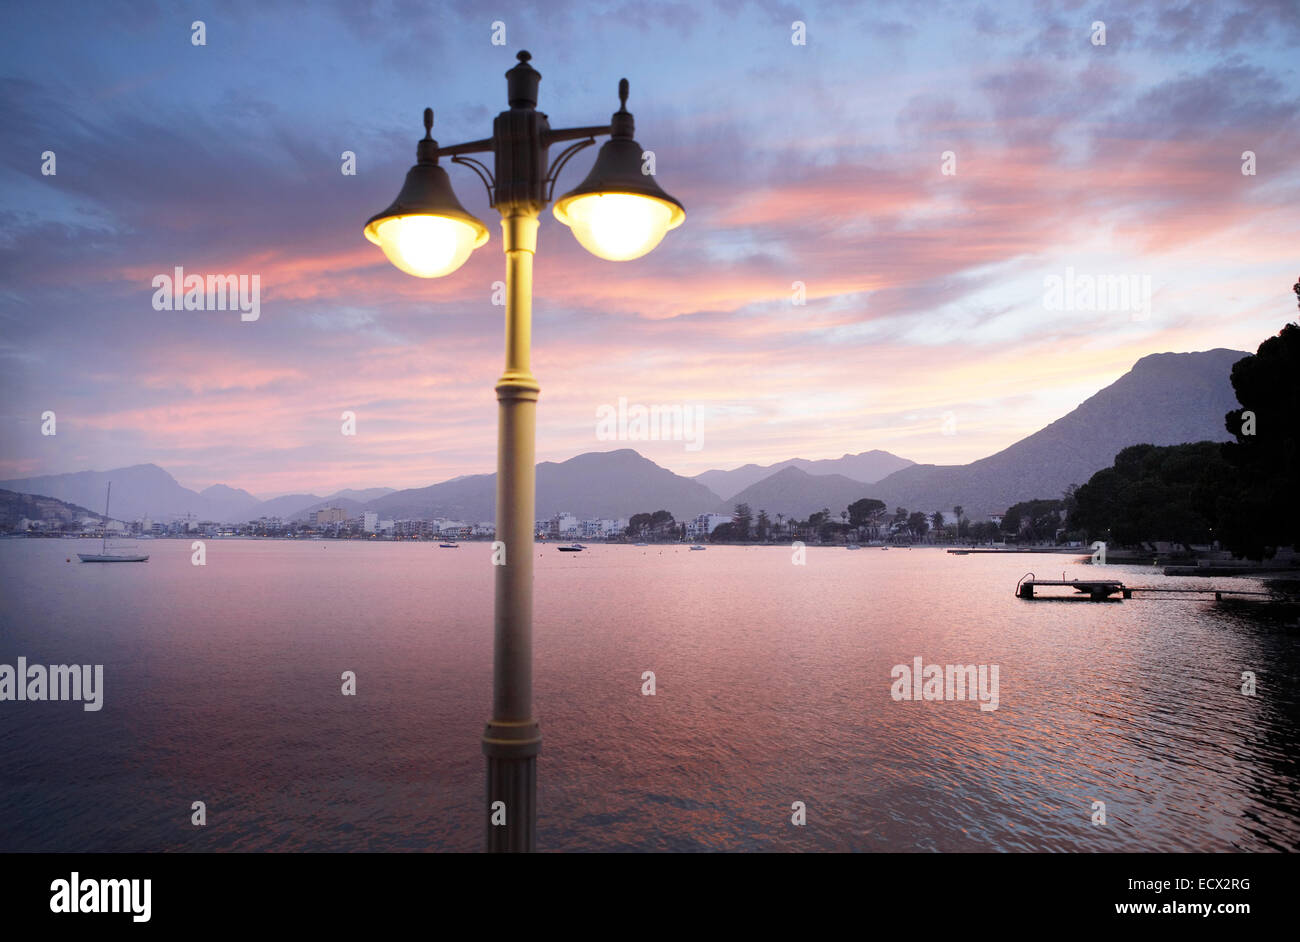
[864,348,1246,517]
[695,450,914,500]
[1,347,1250,524]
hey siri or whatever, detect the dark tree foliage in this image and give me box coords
[1001,498,1066,542]
[847,498,886,528]
[626,510,676,540]
[1220,322,1300,560]
[733,503,752,541]
[709,521,737,542]
[1068,442,1234,547]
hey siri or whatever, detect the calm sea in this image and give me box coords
[1,538,1297,852]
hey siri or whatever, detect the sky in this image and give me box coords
[1,0,1297,498]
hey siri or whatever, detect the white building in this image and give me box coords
[550,513,579,537]
[363,511,378,533]
[687,513,733,539]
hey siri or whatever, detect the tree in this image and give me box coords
[710,521,737,542]
[1219,321,1300,559]
[756,509,771,541]
[626,510,676,541]
[733,503,753,541]
[1003,499,1066,543]
[848,498,886,540]
[1069,444,1231,547]
[907,511,929,539]
[931,511,945,535]
[953,505,964,539]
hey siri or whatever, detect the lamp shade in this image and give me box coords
[553,136,685,261]
[364,161,489,278]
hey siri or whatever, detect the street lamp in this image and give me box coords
[364,50,685,852]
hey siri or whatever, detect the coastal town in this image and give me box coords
[9,502,1034,546]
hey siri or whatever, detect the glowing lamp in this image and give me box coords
[553,81,684,261]
[363,109,489,278]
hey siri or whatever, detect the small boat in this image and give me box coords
[846,543,862,550]
[78,483,149,563]
[634,542,648,547]
[557,543,585,552]
[439,542,459,548]
[689,545,706,551]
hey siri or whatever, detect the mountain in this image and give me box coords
[284,497,365,522]
[245,489,394,521]
[713,467,878,520]
[327,487,394,502]
[0,489,103,530]
[867,349,1247,518]
[0,463,218,523]
[371,449,722,521]
[245,493,325,520]
[199,484,260,522]
[695,450,914,500]
[0,348,1246,526]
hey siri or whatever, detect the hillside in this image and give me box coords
[0,463,246,522]
[372,449,722,521]
[868,349,1247,517]
[695,450,914,500]
[0,489,103,530]
[713,467,880,520]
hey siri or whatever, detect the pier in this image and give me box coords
[1014,573,1272,602]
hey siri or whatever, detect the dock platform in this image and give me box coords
[1014,572,1271,602]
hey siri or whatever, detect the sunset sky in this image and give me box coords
[2,0,1297,497]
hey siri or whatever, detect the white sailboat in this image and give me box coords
[78,482,149,563]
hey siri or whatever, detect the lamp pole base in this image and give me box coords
[483,721,541,852]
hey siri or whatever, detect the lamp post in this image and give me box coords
[364,50,685,852]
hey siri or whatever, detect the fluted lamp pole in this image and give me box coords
[363,51,685,852]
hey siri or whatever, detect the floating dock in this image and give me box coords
[1014,572,1271,602]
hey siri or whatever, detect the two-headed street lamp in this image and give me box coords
[364,50,685,852]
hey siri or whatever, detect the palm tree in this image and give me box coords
[776,512,784,537]
[953,505,963,541]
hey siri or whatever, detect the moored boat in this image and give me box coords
[78,483,148,563]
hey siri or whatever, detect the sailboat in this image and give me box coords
[78,482,149,563]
